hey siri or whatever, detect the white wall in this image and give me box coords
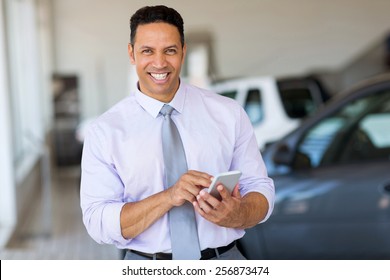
[52,0,390,119]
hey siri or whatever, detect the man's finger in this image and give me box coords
[199,189,221,209]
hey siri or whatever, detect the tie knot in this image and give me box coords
[160,104,174,117]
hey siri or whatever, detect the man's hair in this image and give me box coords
[130,5,185,47]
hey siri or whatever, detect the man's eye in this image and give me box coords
[142,49,152,54]
[166,49,177,55]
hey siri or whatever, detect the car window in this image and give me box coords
[296,117,345,167]
[295,90,390,168]
[334,101,390,163]
[220,90,237,99]
[278,88,316,119]
[360,113,390,148]
[244,88,263,125]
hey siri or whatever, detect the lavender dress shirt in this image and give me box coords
[80,82,275,253]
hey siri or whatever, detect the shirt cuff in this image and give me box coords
[257,188,275,223]
[102,202,129,245]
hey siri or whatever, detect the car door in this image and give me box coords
[264,162,390,259]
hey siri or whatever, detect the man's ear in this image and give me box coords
[128,43,136,64]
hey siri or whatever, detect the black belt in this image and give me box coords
[129,241,236,260]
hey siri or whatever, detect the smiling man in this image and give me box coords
[129,22,184,103]
[80,5,275,260]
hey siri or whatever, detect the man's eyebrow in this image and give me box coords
[139,44,179,49]
[139,45,154,49]
[165,45,179,49]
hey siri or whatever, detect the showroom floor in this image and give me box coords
[0,165,121,260]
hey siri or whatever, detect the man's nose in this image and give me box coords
[152,53,168,68]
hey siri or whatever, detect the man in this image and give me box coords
[80,5,275,260]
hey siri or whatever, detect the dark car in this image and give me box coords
[238,73,390,259]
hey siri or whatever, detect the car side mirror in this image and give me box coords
[273,144,312,169]
[273,144,294,166]
[292,151,312,169]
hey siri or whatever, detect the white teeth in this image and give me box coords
[151,73,168,80]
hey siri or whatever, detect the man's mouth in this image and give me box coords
[150,73,168,80]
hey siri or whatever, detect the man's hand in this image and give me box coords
[121,170,212,239]
[193,184,268,229]
[193,184,244,228]
[167,170,212,207]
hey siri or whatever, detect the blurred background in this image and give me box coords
[1,0,390,259]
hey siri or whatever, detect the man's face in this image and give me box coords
[128,22,186,103]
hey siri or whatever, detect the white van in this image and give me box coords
[211,76,330,150]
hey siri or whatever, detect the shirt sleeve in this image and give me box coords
[80,123,130,246]
[230,106,275,223]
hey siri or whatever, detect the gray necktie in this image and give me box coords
[160,104,201,260]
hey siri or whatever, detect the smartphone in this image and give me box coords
[207,170,242,200]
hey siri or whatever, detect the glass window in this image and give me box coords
[297,117,345,167]
[296,90,390,168]
[360,114,390,148]
[279,88,315,119]
[335,106,390,164]
[6,0,45,180]
[244,88,263,125]
[220,90,237,99]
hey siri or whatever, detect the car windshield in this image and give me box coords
[278,88,316,119]
[296,89,390,168]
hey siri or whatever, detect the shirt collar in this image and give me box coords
[135,81,187,118]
